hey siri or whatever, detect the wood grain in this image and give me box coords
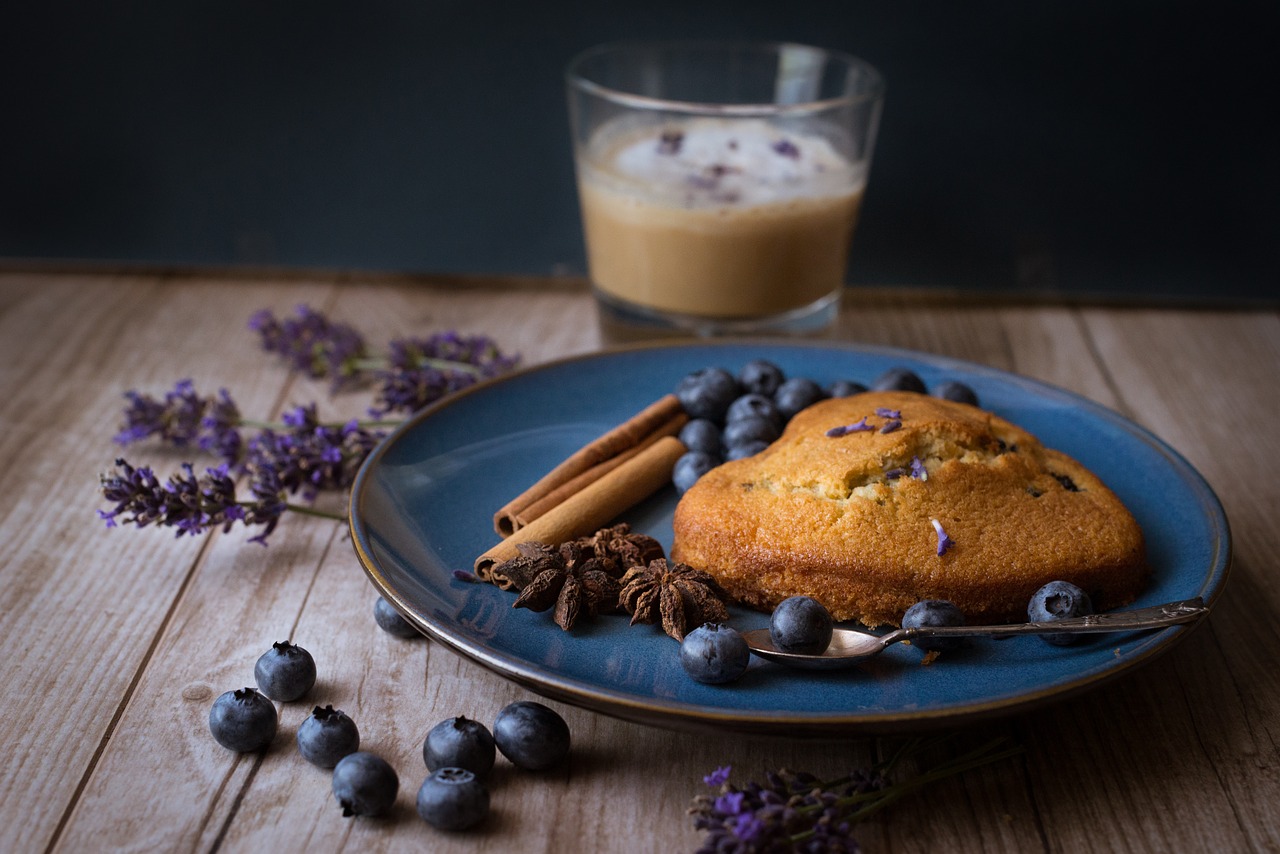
[0,269,1276,853]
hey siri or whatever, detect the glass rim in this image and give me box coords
[565,39,885,117]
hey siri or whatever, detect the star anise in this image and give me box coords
[569,522,666,578]
[488,541,560,591]
[618,558,728,641]
[509,540,623,631]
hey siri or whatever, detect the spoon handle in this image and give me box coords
[889,597,1208,643]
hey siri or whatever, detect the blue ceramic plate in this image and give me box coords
[349,342,1230,735]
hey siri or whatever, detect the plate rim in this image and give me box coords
[348,338,1232,735]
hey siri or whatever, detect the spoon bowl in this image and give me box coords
[743,598,1208,670]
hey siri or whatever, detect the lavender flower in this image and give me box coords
[826,418,873,438]
[249,305,368,386]
[98,459,268,540]
[370,332,519,416]
[878,419,902,434]
[246,404,385,500]
[931,518,954,556]
[874,407,901,419]
[909,456,928,480]
[690,737,1020,854]
[115,381,245,465]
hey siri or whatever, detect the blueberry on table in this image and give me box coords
[725,393,784,429]
[253,640,317,702]
[332,751,399,817]
[680,623,751,684]
[493,701,571,771]
[769,596,834,655]
[678,418,723,456]
[374,596,422,639]
[209,687,278,752]
[738,359,786,396]
[827,380,869,398]
[297,705,361,768]
[933,380,980,407]
[675,368,740,422]
[673,451,718,495]
[1028,581,1094,646]
[774,377,828,419]
[902,600,967,652]
[722,415,780,450]
[423,716,496,778]
[416,767,490,831]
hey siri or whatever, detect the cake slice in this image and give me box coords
[671,391,1147,626]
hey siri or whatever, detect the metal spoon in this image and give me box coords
[741,597,1209,670]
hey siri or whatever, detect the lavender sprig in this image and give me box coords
[690,736,1020,853]
[368,332,520,416]
[116,379,242,454]
[97,457,345,546]
[249,305,368,387]
[246,404,386,501]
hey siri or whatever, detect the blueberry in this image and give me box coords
[678,419,723,456]
[725,393,783,429]
[871,367,927,393]
[738,360,786,396]
[673,451,718,494]
[332,751,399,817]
[827,380,868,398]
[933,380,980,406]
[722,415,780,450]
[675,368,740,422]
[416,767,490,831]
[374,596,422,639]
[902,600,967,652]
[253,641,317,702]
[297,705,361,768]
[209,687,278,752]
[423,716,496,778]
[725,440,769,460]
[774,377,827,419]
[679,623,751,684]
[769,596,834,655]
[1028,581,1094,646]
[493,701,571,771]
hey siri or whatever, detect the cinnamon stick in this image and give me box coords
[475,435,686,579]
[492,394,685,536]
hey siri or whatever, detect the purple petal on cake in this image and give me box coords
[931,518,954,556]
[910,456,928,480]
[879,419,902,434]
[826,418,873,437]
[884,467,906,480]
[874,407,901,419]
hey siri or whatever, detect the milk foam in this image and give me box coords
[588,118,863,208]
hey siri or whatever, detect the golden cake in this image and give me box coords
[670,391,1147,626]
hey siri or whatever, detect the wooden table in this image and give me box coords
[2,267,1277,853]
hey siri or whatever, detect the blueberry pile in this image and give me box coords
[416,701,571,831]
[208,639,573,832]
[671,361,980,494]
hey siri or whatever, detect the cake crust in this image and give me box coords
[670,392,1147,626]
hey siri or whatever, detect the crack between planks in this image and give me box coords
[44,529,221,853]
[1069,308,1134,419]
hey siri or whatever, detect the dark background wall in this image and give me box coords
[2,1,1275,302]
